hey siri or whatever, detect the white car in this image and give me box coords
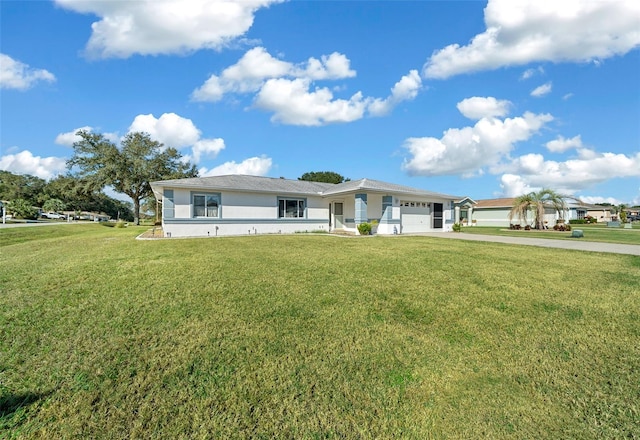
[42,212,66,219]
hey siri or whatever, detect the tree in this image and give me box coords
[508,188,574,230]
[42,198,66,213]
[8,198,38,220]
[298,171,349,184]
[68,130,197,225]
[618,204,628,222]
[0,170,46,206]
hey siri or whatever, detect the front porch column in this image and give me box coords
[468,206,473,225]
[355,193,367,224]
[454,206,460,223]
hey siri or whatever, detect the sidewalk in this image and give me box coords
[416,232,640,256]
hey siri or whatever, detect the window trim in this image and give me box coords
[191,191,221,218]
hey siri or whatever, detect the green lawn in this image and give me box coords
[461,223,640,245]
[1,224,639,439]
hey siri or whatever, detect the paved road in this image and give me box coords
[417,232,640,256]
[0,221,74,228]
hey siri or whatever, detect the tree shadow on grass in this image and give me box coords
[0,390,52,429]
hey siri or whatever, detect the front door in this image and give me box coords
[433,203,443,228]
[334,202,344,229]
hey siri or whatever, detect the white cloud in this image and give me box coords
[0,150,66,180]
[300,52,357,80]
[402,99,553,177]
[55,126,94,146]
[579,196,623,205]
[192,47,356,103]
[0,53,55,90]
[128,113,225,163]
[188,139,226,163]
[254,78,369,126]
[54,0,282,58]
[520,66,544,80]
[562,93,574,101]
[129,113,201,148]
[499,174,535,197]
[200,155,272,176]
[531,82,552,97]
[546,135,582,153]
[424,0,640,79]
[456,96,511,120]
[368,70,422,117]
[497,150,640,195]
[193,47,417,125]
[54,126,119,146]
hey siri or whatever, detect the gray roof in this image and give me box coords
[151,174,334,196]
[151,175,464,200]
[322,178,462,199]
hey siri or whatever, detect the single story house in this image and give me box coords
[466,198,515,227]
[150,174,474,238]
[566,202,613,222]
[470,198,615,227]
[471,197,571,227]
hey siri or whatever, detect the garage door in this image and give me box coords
[401,206,430,233]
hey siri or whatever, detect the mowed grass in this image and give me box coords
[462,223,640,245]
[1,225,639,439]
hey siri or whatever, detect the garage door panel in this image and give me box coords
[401,207,430,233]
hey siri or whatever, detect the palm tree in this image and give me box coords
[509,188,574,229]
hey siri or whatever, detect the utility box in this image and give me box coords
[571,229,584,238]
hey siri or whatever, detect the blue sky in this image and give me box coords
[1,0,639,204]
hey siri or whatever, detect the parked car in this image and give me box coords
[41,212,66,219]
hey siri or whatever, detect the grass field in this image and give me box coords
[461,223,640,245]
[1,224,639,439]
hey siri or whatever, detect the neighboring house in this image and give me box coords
[566,202,613,222]
[469,198,515,227]
[471,197,621,227]
[150,175,473,238]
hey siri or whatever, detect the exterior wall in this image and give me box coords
[163,188,329,238]
[472,208,512,227]
[161,187,460,237]
[473,207,566,228]
[587,208,612,222]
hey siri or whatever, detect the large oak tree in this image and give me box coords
[68,130,197,225]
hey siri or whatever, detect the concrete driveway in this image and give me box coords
[416,232,640,256]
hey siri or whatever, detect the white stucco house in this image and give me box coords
[150,174,474,238]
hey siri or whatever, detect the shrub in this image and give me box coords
[452,223,462,232]
[8,199,38,220]
[357,222,372,236]
[569,219,586,224]
[115,220,127,228]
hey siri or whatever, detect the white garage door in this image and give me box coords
[401,207,430,233]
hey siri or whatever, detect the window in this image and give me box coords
[163,189,174,219]
[279,198,305,218]
[193,193,219,218]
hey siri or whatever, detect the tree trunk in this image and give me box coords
[133,198,140,225]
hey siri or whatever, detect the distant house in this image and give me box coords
[468,198,516,227]
[150,175,474,238]
[470,197,572,227]
[566,202,613,222]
